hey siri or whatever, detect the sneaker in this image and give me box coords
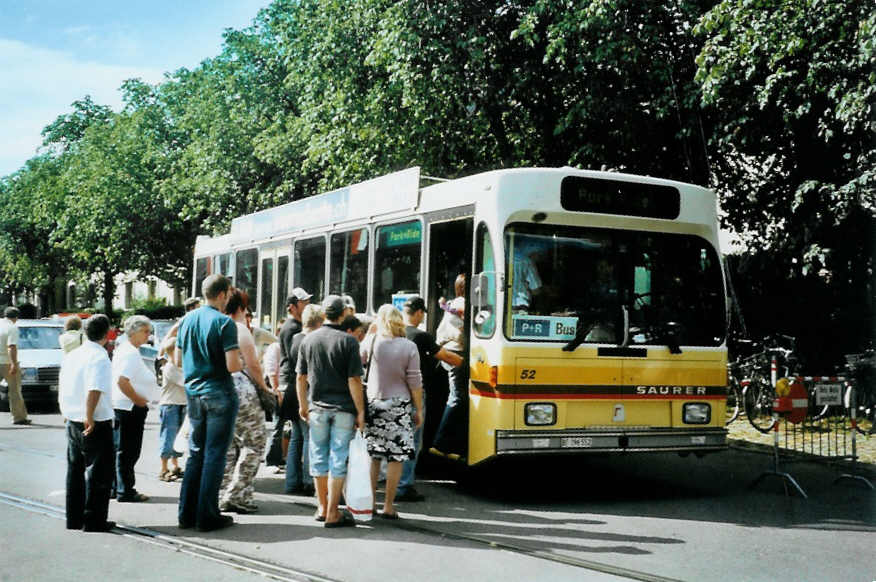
[220,501,257,514]
[395,488,425,502]
[197,515,234,532]
[117,492,149,503]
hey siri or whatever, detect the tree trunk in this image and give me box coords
[103,270,115,318]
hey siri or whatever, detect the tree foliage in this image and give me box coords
[695,0,875,361]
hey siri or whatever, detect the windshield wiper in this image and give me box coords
[562,316,589,352]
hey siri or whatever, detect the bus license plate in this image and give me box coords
[562,437,592,448]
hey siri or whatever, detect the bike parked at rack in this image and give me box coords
[844,349,875,435]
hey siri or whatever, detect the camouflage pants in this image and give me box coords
[220,379,266,506]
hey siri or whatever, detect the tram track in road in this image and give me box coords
[279,497,684,582]
[0,491,340,582]
[2,438,684,582]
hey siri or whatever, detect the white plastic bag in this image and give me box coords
[344,431,373,522]
[173,413,190,455]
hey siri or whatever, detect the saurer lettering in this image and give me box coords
[636,386,708,395]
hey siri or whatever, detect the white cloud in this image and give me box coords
[0,38,165,176]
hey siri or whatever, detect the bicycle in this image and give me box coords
[725,337,759,425]
[742,334,800,434]
[844,349,875,435]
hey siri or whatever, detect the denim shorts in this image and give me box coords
[158,404,186,459]
[308,407,356,478]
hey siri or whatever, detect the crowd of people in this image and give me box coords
[52,271,469,533]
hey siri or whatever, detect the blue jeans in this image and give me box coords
[308,408,356,478]
[178,389,238,528]
[399,401,425,494]
[159,404,186,459]
[433,361,468,454]
[284,417,312,492]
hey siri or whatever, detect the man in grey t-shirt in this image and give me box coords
[296,295,365,528]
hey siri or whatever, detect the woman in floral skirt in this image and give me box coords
[360,304,423,519]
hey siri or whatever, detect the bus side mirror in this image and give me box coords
[473,272,488,312]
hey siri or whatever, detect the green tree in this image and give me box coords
[264,0,717,188]
[40,95,113,154]
[0,155,71,299]
[695,0,875,360]
[159,12,293,236]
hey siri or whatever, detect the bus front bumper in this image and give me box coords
[495,427,728,455]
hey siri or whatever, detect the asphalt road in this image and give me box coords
[1,409,873,582]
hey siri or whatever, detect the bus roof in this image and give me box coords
[195,167,716,255]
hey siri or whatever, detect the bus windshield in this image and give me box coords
[505,224,725,347]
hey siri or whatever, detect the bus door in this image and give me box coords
[258,246,290,334]
[424,213,473,446]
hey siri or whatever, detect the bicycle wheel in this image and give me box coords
[845,383,875,435]
[744,374,777,433]
[725,377,742,425]
[809,382,830,420]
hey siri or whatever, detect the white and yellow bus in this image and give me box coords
[193,167,729,465]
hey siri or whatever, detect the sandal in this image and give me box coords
[159,470,173,482]
[170,467,184,478]
[380,511,400,520]
[324,512,356,528]
[314,510,326,523]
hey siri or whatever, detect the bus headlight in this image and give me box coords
[525,403,556,426]
[683,403,711,424]
[21,368,38,383]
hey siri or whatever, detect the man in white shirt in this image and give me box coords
[59,314,115,532]
[112,315,158,503]
[0,306,29,425]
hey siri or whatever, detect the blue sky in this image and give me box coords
[0,1,269,177]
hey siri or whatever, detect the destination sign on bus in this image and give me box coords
[560,176,680,219]
[380,221,422,248]
[512,315,578,340]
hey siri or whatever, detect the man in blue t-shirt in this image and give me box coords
[174,274,242,532]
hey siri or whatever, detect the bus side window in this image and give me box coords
[294,236,327,303]
[275,254,289,325]
[330,228,369,312]
[216,253,232,278]
[260,256,274,330]
[374,220,422,311]
[195,257,210,297]
[474,222,496,337]
[235,248,258,304]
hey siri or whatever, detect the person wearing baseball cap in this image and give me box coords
[398,295,462,501]
[265,287,314,470]
[340,295,356,318]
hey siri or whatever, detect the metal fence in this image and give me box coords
[747,377,873,498]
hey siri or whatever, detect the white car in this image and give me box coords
[0,319,64,411]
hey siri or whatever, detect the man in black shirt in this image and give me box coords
[296,295,365,527]
[265,288,312,469]
[398,296,462,502]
